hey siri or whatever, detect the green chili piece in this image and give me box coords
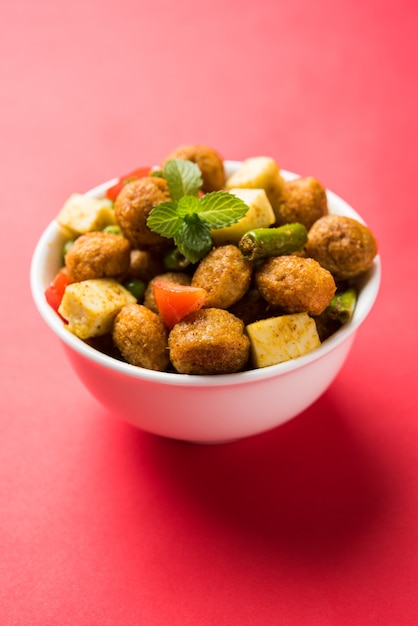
[326,287,357,323]
[239,223,308,261]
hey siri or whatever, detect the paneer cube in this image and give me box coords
[225,156,285,212]
[211,188,275,245]
[56,193,116,235]
[246,312,321,368]
[58,278,136,339]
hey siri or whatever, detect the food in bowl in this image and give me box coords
[31,146,380,442]
[42,145,378,377]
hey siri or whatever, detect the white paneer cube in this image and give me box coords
[56,193,116,235]
[211,188,276,245]
[225,156,285,212]
[246,313,321,368]
[58,278,136,339]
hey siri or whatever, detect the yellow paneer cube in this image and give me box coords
[58,278,136,340]
[225,156,285,212]
[246,313,321,368]
[211,188,276,245]
[56,193,116,235]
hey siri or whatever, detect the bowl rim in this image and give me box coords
[30,163,381,389]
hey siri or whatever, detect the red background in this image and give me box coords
[1,1,417,624]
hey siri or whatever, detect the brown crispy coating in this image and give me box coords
[112,303,169,371]
[163,144,226,192]
[273,177,327,229]
[65,231,131,282]
[168,308,250,375]
[191,245,253,309]
[128,249,165,283]
[255,255,336,316]
[228,288,283,326]
[114,177,171,250]
[143,272,192,313]
[306,215,378,280]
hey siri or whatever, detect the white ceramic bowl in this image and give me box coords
[30,162,381,443]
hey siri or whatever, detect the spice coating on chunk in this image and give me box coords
[163,144,226,192]
[275,177,328,230]
[191,245,253,309]
[229,288,283,326]
[113,303,169,371]
[255,255,336,316]
[306,215,378,280]
[128,249,165,283]
[114,177,172,250]
[168,308,250,375]
[65,231,131,282]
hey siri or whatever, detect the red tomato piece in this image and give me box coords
[153,279,206,329]
[45,268,71,314]
[106,166,152,201]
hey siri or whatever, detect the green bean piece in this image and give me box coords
[122,279,146,302]
[326,287,357,323]
[164,247,192,271]
[238,223,308,261]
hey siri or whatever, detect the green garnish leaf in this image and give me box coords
[163,159,203,201]
[175,215,212,264]
[176,194,202,218]
[198,191,249,228]
[146,201,182,238]
[146,165,249,263]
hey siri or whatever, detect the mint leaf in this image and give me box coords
[146,202,182,238]
[163,159,203,201]
[176,194,201,218]
[146,169,249,263]
[198,191,248,229]
[174,214,212,264]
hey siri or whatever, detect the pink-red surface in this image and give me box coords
[1,0,417,624]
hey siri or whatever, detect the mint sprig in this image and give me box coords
[162,159,203,200]
[147,160,249,263]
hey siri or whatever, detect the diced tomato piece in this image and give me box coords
[153,279,206,329]
[106,166,152,201]
[45,268,71,314]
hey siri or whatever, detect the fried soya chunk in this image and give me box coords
[191,244,253,309]
[162,144,226,192]
[255,255,336,316]
[143,272,192,313]
[114,176,172,250]
[306,215,378,280]
[65,231,131,282]
[113,303,169,371]
[275,177,328,230]
[228,288,283,326]
[168,308,250,375]
[128,249,165,283]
